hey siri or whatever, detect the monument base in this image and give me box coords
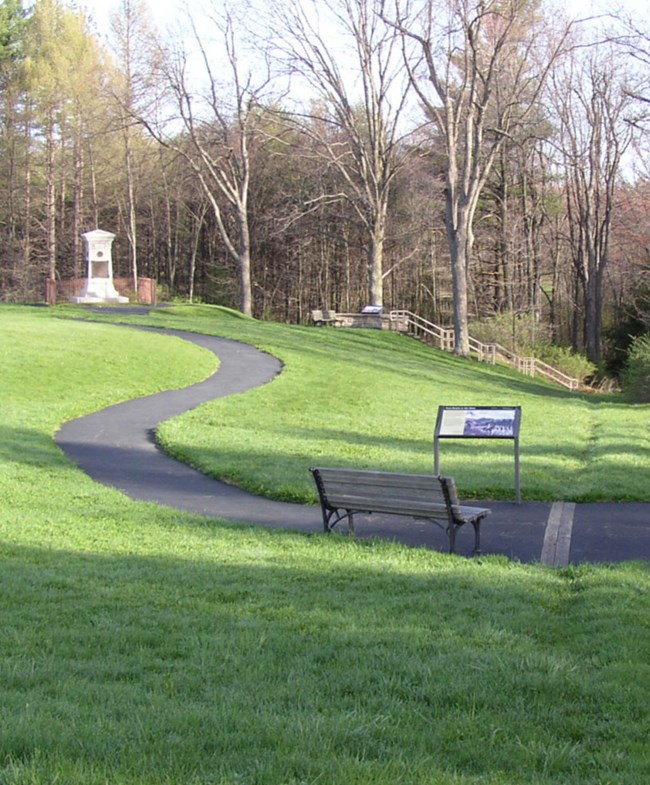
[71,278,128,304]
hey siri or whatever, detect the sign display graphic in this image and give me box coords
[434,406,522,503]
[437,407,520,439]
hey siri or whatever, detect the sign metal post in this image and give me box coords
[434,406,522,504]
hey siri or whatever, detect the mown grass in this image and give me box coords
[59,302,650,503]
[1,304,648,785]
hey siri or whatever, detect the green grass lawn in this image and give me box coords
[1,304,648,785]
[62,302,650,503]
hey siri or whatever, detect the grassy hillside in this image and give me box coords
[60,302,650,503]
[1,304,648,785]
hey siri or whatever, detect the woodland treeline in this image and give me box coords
[0,0,649,375]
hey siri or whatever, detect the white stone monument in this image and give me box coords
[72,229,128,304]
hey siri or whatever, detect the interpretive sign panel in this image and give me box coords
[436,406,521,439]
[434,406,522,503]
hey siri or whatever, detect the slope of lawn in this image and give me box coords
[1,304,648,785]
[61,302,650,503]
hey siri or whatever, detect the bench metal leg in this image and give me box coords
[447,523,457,554]
[322,507,355,535]
[472,520,482,555]
[448,519,483,555]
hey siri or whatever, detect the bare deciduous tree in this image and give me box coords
[270,0,411,307]
[146,6,275,317]
[109,0,164,293]
[386,0,574,355]
[552,45,636,363]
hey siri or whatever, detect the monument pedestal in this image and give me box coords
[71,229,128,304]
[72,278,128,304]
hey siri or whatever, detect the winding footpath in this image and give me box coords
[56,327,322,532]
[55,325,650,564]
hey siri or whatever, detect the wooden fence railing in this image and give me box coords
[389,310,581,391]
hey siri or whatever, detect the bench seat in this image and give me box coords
[310,467,491,554]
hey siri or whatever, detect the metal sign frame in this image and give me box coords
[434,406,522,503]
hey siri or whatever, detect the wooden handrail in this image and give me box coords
[389,310,580,391]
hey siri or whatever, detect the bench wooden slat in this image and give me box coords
[310,467,491,555]
[324,496,450,519]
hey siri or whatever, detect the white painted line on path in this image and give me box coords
[541,502,576,566]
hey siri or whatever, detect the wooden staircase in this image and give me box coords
[389,310,581,391]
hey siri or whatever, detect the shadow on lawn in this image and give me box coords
[0,423,72,468]
[2,535,648,783]
[164,416,649,503]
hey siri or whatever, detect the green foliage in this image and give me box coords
[603,263,650,378]
[602,308,645,379]
[622,334,650,403]
[0,0,28,72]
[535,344,597,383]
[469,314,596,382]
[25,0,104,104]
[470,312,552,351]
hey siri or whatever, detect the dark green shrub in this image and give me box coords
[602,309,645,378]
[469,315,595,382]
[535,344,597,383]
[622,334,650,402]
[469,313,551,352]
[603,261,650,378]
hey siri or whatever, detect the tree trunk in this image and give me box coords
[46,114,56,282]
[368,215,385,307]
[238,207,253,317]
[447,215,471,356]
[22,115,32,293]
[124,131,138,293]
[72,125,83,277]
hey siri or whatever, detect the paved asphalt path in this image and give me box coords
[55,323,650,565]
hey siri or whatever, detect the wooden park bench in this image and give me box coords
[310,467,491,554]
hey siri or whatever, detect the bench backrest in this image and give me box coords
[310,467,461,523]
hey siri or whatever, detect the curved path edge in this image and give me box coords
[55,324,650,563]
[55,326,322,531]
